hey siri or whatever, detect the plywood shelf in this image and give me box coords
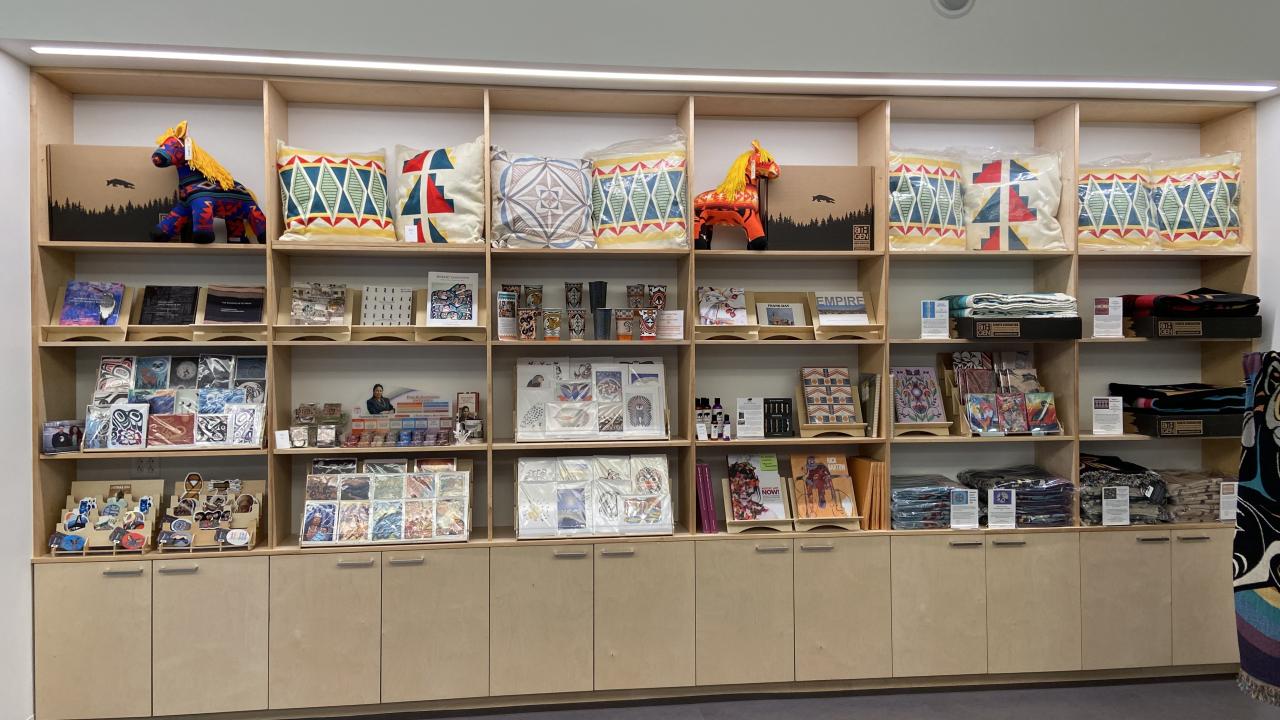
[37,240,266,255]
[491,339,691,348]
[269,241,487,257]
[888,250,1074,261]
[697,339,882,346]
[491,437,691,451]
[273,443,488,455]
[892,434,1075,444]
[40,448,269,461]
[272,339,486,347]
[695,250,881,260]
[695,436,885,448]
[490,247,690,258]
[38,339,269,348]
[1077,250,1251,259]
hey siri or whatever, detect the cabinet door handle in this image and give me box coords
[388,556,425,566]
[1177,535,1212,542]
[755,545,789,553]
[101,568,144,577]
[949,540,983,548]
[553,550,588,559]
[337,558,376,568]
[157,565,199,574]
[800,543,834,552]
[992,540,1026,547]
[600,548,635,557]
[1137,536,1170,543]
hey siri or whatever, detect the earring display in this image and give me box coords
[515,358,666,442]
[302,463,472,546]
[516,454,673,538]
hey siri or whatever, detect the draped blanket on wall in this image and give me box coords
[1237,351,1280,705]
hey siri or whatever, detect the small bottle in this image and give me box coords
[712,398,724,440]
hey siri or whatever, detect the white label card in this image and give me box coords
[273,430,291,449]
[1102,486,1130,526]
[950,488,979,529]
[921,300,950,339]
[695,423,709,442]
[735,397,764,439]
[1093,297,1124,338]
[1092,396,1124,436]
[1221,481,1239,521]
[988,488,1016,530]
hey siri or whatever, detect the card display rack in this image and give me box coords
[25,68,1255,558]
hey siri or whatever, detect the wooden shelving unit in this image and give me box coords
[27,68,1257,564]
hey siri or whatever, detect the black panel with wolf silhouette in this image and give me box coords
[764,165,875,251]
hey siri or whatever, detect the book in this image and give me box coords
[359,285,414,326]
[427,272,478,327]
[890,367,947,424]
[952,351,993,370]
[202,285,265,324]
[1025,392,1062,433]
[789,454,859,520]
[956,368,998,398]
[137,286,198,326]
[851,457,887,530]
[859,373,882,438]
[756,302,807,327]
[814,290,870,325]
[801,367,860,426]
[697,287,748,326]
[291,283,347,326]
[726,453,787,521]
[59,281,124,326]
[695,462,719,534]
[965,393,999,433]
[996,393,1030,433]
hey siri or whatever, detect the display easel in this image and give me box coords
[126,285,196,342]
[721,476,794,533]
[194,288,270,342]
[50,479,164,557]
[156,479,266,553]
[795,386,867,438]
[789,473,862,532]
[43,284,133,343]
[349,288,417,342]
[416,288,488,342]
[274,286,355,341]
[751,291,817,341]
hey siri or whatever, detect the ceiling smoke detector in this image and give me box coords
[933,0,975,18]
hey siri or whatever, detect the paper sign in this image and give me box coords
[1221,481,1239,521]
[921,300,950,339]
[950,488,979,529]
[695,423,709,442]
[1092,397,1124,436]
[735,397,764,439]
[1093,297,1124,338]
[1102,486,1130,526]
[273,430,291,449]
[988,488,1016,529]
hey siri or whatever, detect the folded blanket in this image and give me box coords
[945,293,1078,318]
[1079,453,1169,525]
[1109,382,1246,414]
[1124,287,1259,320]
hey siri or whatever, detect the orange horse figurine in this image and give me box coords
[693,140,779,250]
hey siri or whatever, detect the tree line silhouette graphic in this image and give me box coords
[49,194,179,242]
[764,205,874,248]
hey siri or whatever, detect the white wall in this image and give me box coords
[0,50,34,720]
[1260,95,1279,350]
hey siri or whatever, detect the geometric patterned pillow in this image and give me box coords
[588,136,688,248]
[1150,152,1241,250]
[491,147,594,249]
[277,143,396,243]
[888,150,966,251]
[1078,163,1157,250]
[395,137,484,244]
[961,152,1065,251]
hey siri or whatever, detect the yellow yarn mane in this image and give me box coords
[715,142,774,197]
[156,124,236,191]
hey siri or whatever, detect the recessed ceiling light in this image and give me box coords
[29,45,1278,94]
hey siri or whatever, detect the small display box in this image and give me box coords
[1127,412,1244,438]
[1128,316,1261,340]
[953,317,1082,341]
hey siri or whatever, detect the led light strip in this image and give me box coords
[30,45,1277,93]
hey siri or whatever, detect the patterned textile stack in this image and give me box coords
[1160,469,1232,523]
[1109,382,1246,415]
[1123,287,1259,319]
[957,464,1075,527]
[1079,453,1169,525]
[943,292,1078,318]
[890,474,964,530]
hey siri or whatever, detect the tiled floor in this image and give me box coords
[349,678,1273,720]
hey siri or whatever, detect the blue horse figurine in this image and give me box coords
[150,121,266,244]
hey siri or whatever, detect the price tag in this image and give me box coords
[273,430,291,449]
[988,488,1016,529]
[950,488,979,529]
[1092,397,1124,436]
[921,300,950,339]
[1093,297,1124,338]
[1221,481,1238,521]
[1102,486,1130,526]
[695,423,709,442]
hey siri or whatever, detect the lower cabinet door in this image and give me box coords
[1172,528,1239,665]
[35,562,152,720]
[269,553,381,709]
[153,557,269,715]
[891,535,987,677]
[490,545,594,696]
[985,533,1082,673]
[594,541,695,690]
[696,539,795,686]
[1081,530,1173,670]
[793,536,892,681]
[382,548,490,702]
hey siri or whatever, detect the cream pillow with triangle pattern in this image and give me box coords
[961,152,1064,251]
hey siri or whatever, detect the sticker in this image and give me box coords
[225,528,250,547]
[58,534,86,552]
[170,518,192,533]
[120,532,146,551]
